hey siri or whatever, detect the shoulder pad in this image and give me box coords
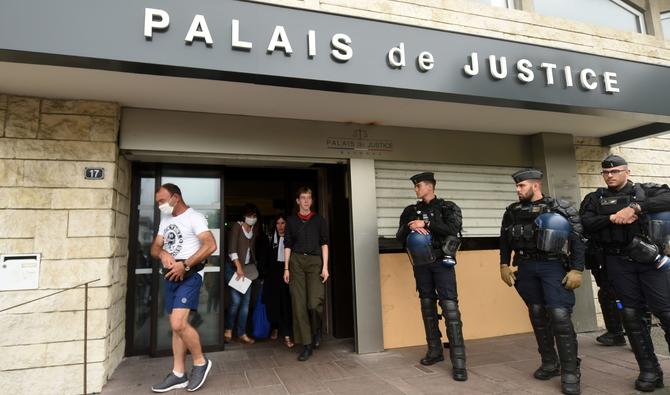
[556,198,575,210]
[640,182,667,189]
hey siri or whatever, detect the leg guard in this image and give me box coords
[548,308,580,395]
[621,307,663,392]
[528,304,560,380]
[440,299,467,381]
[657,310,670,355]
[596,287,626,346]
[419,298,444,366]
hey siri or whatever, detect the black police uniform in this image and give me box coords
[500,168,585,395]
[580,155,670,392]
[396,172,467,381]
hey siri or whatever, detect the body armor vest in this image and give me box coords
[593,184,646,246]
[507,200,552,255]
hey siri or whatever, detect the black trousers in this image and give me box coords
[412,260,458,301]
[607,255,670,313]
[515,259,575,310]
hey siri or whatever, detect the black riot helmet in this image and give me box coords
[405,231,435,266]
[534,212,570,254]
[648,211,670,254]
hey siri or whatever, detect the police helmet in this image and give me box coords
[406,231,435,266]
[648,211,670,249]
[534,212,570,254]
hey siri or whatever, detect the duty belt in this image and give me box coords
[516,251,562,262]
[603,247,625,255]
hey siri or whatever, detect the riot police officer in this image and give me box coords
[396,172,467,382]
[580,155,670,393]
[499,169,585,395]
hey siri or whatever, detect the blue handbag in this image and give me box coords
[251,285,271,339]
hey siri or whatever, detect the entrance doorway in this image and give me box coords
[125,162,354,357]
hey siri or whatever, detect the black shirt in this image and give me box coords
[396,196,462,252]
[580,180,670,247]
[284,213,329,255]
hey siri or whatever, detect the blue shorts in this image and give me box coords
[164,273,203,314]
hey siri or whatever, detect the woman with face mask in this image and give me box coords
[224,203,260,344]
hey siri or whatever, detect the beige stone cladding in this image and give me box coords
[0,94,129,394]
[575,133,670,328]
[252,0,670,66]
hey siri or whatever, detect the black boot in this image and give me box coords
[621,308,664,392]
[309,309,323,349]
[440,299,467,381]
[528,304,560,380]
[657,310,670,355]
[419,298,444,366]
[595,287,626,346]
[298,344,313,361]
[549,308,580,395]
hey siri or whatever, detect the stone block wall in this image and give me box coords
[253,0,670,66]
[0,94,129,394]
[575,133,670,327]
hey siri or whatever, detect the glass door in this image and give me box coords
[127,165,225,356]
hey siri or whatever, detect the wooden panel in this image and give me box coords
[380,251,532,349]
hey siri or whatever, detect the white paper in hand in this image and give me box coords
[228,275,252,294]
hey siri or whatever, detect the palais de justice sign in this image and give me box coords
[144,7,621,95]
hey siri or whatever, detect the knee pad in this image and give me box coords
[548,308,573,335]
[439,299,461,321]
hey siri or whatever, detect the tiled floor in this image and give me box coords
[102,332,670,395]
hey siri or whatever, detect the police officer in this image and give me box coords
[499,169,585,395]
[580,154,670,392]
[396,172,467,382]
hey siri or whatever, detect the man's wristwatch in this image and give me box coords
[628,202,641,214]
[183,260,190,272]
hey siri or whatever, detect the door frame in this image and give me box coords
[125,163,227,357]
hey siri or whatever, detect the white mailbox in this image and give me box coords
[0,254,41,291]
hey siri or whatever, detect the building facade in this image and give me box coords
[1,0,670,393]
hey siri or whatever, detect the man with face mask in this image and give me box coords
[150,183,218,392]
[580,155,670,393]
[396,172,467,382]
[499,169,585,395]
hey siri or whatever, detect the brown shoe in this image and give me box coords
[283,336,295,348]
[224,329,232,343]
[270,329,279,340]
[239,334,255,344]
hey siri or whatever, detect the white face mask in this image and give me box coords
[244,217,257,226]
[158,196,175,215]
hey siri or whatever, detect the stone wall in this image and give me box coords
[0,94,129,394]
[252,0,670,66]
[575,133,670,327]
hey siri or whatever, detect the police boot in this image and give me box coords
[657,310,670,355]
[528,304,560,380]
[309,309,322,350]
[595,288,626,346]
[621,307,664,392]
[549,308,580,395]
[440,299,467,381]
[419,298,444,366]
